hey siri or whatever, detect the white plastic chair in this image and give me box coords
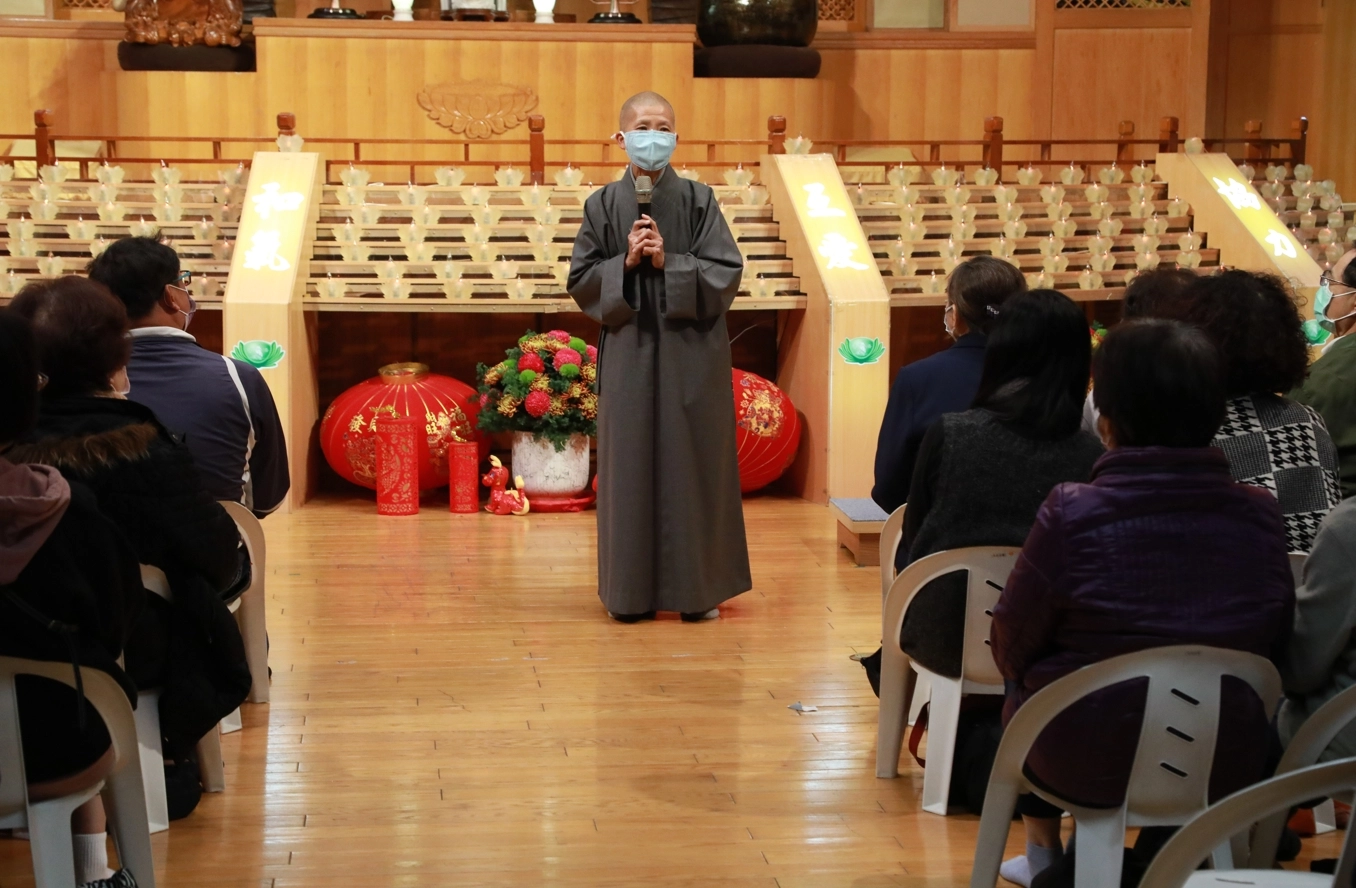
[1281,551,1339,836]
[1248,683,1356,868]
[0,655,157,888]
[877,546,1020,817]
[1139,758,1356,888]
[879,504,906,603]
[137,563,240,815]
[876,505,930,726]
[969,645,1282,888]
[219,501,269,705]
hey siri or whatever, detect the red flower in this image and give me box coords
[525,390,551,417]
[547,329,571,343]
[478,393,492,408]
[553,347,582,370]
[586,345,598,363]
[517,353,546,373]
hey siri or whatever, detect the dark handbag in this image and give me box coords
[907,694,1005,815]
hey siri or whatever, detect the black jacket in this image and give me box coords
[1,480,145,782]
[871,333,988,513]
[11,396,252,748]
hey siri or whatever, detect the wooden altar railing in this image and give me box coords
[8,108,1310,186]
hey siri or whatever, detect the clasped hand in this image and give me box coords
[625,215,665,270]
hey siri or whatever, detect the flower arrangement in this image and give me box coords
[476,329,599,450]
[1089,320,1108,350]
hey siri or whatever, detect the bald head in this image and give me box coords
[619,91,675,131]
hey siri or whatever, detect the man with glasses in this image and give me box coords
[1294,248,1356,499]
[88,236,290,516]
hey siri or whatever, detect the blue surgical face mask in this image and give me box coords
[623,130,677,172]
[1306,279,1356,344]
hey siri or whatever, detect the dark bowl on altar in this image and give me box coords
[697,0,816,47]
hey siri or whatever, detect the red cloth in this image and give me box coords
[375,417,421,516]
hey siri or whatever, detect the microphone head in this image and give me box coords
[635,175,653,204]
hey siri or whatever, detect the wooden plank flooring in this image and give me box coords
[0,496,1339,886]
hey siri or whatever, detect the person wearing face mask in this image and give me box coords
[87,236,290,517]
[8,277,252,820]
[567,91,750,623]
[1293,249,1356,499]
[870,256,1027,522]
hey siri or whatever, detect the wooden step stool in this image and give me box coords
[829,497,889,567]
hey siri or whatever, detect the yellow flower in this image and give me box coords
[497,396,520,417]
[548,397,567,416]
[580,364,597,383]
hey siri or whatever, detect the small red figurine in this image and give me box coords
[481,455,530,516]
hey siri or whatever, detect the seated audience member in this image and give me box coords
[1082,267,1197,434]
[0,311,144,888]
[1280,495,1356,757]
[1180,270,1340,552]
[897,290,1103,681]
[991,320,1295,887]
[88,236,290,516]
[871,256,1026,516]
[1292,249,1356,499]
[8,277,253,818]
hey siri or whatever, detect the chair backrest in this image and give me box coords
[879,504,906,603]
[1289,551,1307,588]
[1008,646,1280,823]
[1139,758,1356,888]
[139,564,171,600]
[882,546,1020,686]
[219,500,266,579]
[0,656,139,817]
[1248,683,1356,867]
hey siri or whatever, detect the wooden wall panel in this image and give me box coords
[1313,0,1356,197]
[1049,27,1192,141]
[0,29,118,135]
[815,47,1034,141]
[1217,0,1323,142]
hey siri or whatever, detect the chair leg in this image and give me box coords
[133,691,169,834]
[1316,798,1338,835]
[197,725,226,793]
[220,707,242,734]
[1072,809,1126,888]
[26,797,80,888]
[236,585,269,704]
[908,670,931,727]
[103,764,158,888]
[876,646,913,778]
[921,676,962,815]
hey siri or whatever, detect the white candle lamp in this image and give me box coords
[1002,219,1028,239]
[1236,163,1256,182]
[340,166,372,188]
[97,202,127,222]
[951,221,976,242]
[784,135,814,155]
[1131,163,1155,184]
[13,238,37,258]
[39,165,68,185]
[930,165,958,188]
[1098,164,1125,185]
[494,167,524,187]
[1167,197,1190,218]
[398,221,427,244]
[37,255,65,277]
[1041,254,1069,274]
[722,164,754,188]
[989,236,1014,260]
[1038,234,1065,257]
[339,244,370,262]
[66,218,98,240]
[887,164,920,188]
[129,217,156,238]
[30,201,58,222]
[152,164,181,187]
[922,271,945,295]
[1098,217,1124,237]
[380,277,411,299]
[1051,218,1078,238]
[1084,183,1109,204]
[1016,166,1042,186]
[406,243,436,263]
[88,237,110,258]
[1058,164,1085,186]
[1039,184,1065,205]
[552,165,583,188]
[193,220,220,242]
[942,184,971,207]
[429,168,463,189]
[0,163,14,182]
[675,167,702,182]
[211,240,234,261]
[492,257,518,280]
[972,167,999,187]
[1078,267,1103,290]
[1135,249,1162,271]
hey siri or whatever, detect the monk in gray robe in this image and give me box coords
[568,91,751,622]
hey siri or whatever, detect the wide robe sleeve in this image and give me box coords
[661,185,743,322]
[568,194,638,328]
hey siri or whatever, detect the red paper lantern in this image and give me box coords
[320,362,488,492]
[732,369,801,493]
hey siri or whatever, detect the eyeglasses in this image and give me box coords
[1320,274,1356,297]
[174,270,193,288]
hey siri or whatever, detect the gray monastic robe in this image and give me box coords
[568,169,752,614]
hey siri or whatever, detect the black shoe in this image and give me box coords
[608,611,655,624]
[680,609,719,622]
[82,869,138,888]
[164,756,202,820]
[859,647,882,697]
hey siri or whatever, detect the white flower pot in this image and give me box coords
[511,432,590,497]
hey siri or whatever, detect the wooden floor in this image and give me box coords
[0,496,1339,886]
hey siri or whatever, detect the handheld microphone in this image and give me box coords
[635,175,653,215]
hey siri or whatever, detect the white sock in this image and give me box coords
[73,832,112,885]
[999,842,1063,887]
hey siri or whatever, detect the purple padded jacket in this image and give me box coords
[991,446,1295,808]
